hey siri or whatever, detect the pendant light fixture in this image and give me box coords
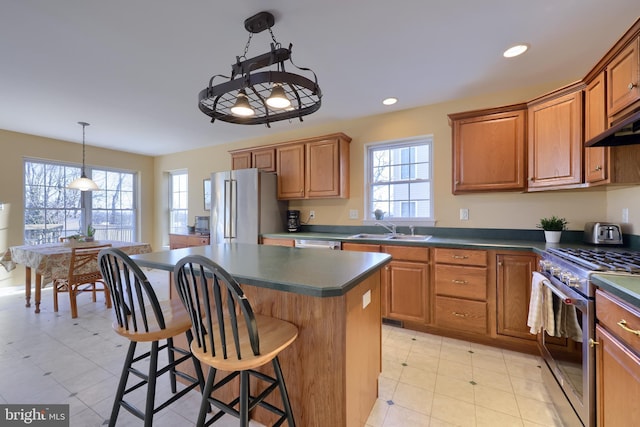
[198,11,321,127]
[67,121,99,191]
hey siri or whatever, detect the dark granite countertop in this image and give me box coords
[591,274,640,308]
[130,243,391,297]
[264,231,640,309]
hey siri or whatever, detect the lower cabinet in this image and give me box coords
[496,252,537,340]
[382,249,429,324]
[595,289,640,427]
[169,233,210,249]
[261,237,295,247]
[433,248,488,335]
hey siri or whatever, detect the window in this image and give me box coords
[24,159,138,244]
[365,136,433,224]
[169,171,188,233]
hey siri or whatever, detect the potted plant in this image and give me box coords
[85,224,96,242]
[537,216,568,243]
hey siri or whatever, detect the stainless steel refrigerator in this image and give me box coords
[210,168,287,244]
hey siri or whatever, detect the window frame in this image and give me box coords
[23,158,139,244]
[169,170,188,233]
[363,136,435,226]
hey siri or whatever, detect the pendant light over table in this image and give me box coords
[67,121,99,191]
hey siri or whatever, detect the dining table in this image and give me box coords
[1,240,152,313]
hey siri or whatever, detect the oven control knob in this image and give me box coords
[538,260,552,271]
[550,266,562,277]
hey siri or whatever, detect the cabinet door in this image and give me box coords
[607,36,640,118]
[231,152,251,170]
[451,108,526,193]
[595,325,640,427]
[385,260,428,324]
[261,237,295,247]
[496,253,537,340]
[252,148,276,172]
[528,90,583,188]
[276,144,305,199]
[306,138,342,198]
[584,73,610,184]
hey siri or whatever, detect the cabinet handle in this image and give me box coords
[452,312,468,318]
[589,338,600,347]
[594,165,602,171]
[452,255,468,259]
[617,319,640,336]
[629,82,637,91]
[452,279,468,285]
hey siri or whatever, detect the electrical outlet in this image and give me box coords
[362,290,371,309]
[460,208,469,221]
[349,209,359,219]
[309,210,315,220]
[622,207,629,223]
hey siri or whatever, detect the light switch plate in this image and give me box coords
[460,208,469,221]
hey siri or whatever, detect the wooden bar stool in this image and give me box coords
[98,248,205,427]
[174,255,298,427]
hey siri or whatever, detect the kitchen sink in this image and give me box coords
[347,233,392,240]
[387,234,432,241]
[347,233,432,241]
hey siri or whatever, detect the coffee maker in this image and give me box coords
[287,210,301,232]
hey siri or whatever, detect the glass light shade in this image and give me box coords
[67,175,99,191]
[503,44,529,58]
[266,84,291,109]
[230,91,255,116]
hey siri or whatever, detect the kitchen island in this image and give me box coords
[130,243,391,427]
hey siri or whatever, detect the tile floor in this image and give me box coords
[0,270,565,427]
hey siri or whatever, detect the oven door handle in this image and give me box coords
[542,276,575,305]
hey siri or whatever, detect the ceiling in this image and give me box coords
[1,1,638,156]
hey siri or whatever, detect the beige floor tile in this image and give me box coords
[431,393,477,426]
[392,382,434,415]
[471,353,508,373]
[406,351,440,373]
[474,383,521,417]
[381,357,404,380]
[437,358,473,381]
[378,376,399,400]
[399,365,437,391]
[471,366,513,393]
[365,398,390,427]
[382,404,431,427]
[510,376,553,403]
[434,374,475,404]
[475,406,525,427]
[516,395,565,426]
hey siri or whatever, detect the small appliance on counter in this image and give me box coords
[194,216,210,234]
[583,222,623,245]
[287,210,301,232]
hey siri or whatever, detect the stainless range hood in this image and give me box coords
[585,109,640,147]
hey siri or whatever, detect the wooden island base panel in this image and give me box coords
[130,243,390,427]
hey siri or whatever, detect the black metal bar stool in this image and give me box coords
[174,255,298,427]
[98,248,205,427]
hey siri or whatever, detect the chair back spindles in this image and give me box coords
[174,255,260,362]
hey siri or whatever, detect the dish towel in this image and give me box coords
[555,303,583,342]
[527,271,555,335]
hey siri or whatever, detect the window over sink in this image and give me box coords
[364,136,434,225]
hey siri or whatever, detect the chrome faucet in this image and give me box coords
[375,221,397,236]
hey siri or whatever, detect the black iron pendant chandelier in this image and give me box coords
[198,11,322,126]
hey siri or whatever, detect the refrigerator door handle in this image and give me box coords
[224,179,232,239]
[230,178,237,239]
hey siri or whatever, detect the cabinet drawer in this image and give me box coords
[435,296,487,335]
[596,289,640,354]
[342,242,380,252]
[434,248,487,266]
[261,237,295,247]
[434,265,487,300]
[188,236,210,246]
[382,245,429,262]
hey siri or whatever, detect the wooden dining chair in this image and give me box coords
[53,243,112,318]
[174,255,298,427]
[98,247,205,427]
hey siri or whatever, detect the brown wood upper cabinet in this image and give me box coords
[229,147,276,172]
[527,84,583,190]
[606,35,640,119]
[448,105,527,194]
[276,133,351,200]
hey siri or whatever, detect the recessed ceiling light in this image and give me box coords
[503,44,529,58]
[382,97,398,106]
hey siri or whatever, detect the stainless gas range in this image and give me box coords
[537,247,640,427]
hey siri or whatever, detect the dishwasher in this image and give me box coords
[294,239,342,250]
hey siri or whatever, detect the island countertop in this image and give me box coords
[130,242,391,297]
